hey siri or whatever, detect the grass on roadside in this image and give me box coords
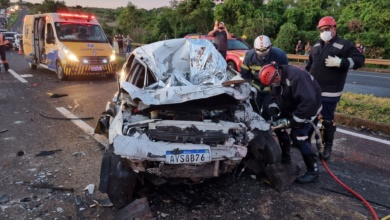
[337,92,390,124]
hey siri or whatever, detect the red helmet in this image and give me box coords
[259,63,278,86]
[318,16,337,29]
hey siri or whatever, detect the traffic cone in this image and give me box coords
[18,45,23,55]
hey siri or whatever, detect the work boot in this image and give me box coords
[296,154,319,184]
[321,120,336,161]
[322,145,332,160]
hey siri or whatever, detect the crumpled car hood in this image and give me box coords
[131,38,228,87]
[122,80,252,108]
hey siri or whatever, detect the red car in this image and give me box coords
[184,34,251,72]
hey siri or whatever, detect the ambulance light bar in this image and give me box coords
[58,13,95,20]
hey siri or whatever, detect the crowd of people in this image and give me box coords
[112,34,133,54]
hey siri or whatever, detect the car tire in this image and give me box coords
[106,150,138,210]
[29,63,37,70]
[227,61,238,72]
[56,62,67,80]
[247,129,282,171]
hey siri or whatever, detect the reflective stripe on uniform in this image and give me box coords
[241,64,250,70]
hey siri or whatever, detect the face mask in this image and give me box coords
[320,31,332,42]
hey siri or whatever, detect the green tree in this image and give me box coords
[0,0,10,8]
[35,0,67,13]
[274,22,299,53]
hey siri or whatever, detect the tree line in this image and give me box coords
[21,0,390,59]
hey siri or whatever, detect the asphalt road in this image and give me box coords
[345,70,390,98]
[0,51,389,219]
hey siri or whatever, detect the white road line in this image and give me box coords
[56,106,390,147]
[8,69,28,83]
[336,127,390,145]
[56,107,109,148]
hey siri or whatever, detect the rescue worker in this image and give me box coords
[240,35,291,164]
[259,63,322,184]
[306,16,365,160]
[0,32,9,71]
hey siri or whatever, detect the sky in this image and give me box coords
[19,0,172,10]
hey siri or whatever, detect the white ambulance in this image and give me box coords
[23,13,117,80]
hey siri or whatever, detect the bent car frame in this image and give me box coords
[95,38,281,209]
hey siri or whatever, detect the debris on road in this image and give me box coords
[73,151,86,157]
[28,183,75,192]
[39,111,94,120]
[74,195,83,205]
[84,184,95,194]
[114,197,153,220]
[93,198,113,207]
[0,129,8,133]
[47,93,68,98]
[35,149,62,156]
[0,194,10,203]
[16,150,25,156]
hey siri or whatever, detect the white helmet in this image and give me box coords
[254,35,272,56]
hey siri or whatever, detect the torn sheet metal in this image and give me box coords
[132,38,227,87]
[122,80,252,107]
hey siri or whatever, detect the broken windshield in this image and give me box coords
[54,22,108,43]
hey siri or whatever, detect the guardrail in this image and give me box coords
[130,43,390,66]
[287,54,390,66]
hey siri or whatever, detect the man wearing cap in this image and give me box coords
[208,21,231,59]
[306,16,365,160]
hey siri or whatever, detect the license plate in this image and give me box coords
[165,149,211,164]
[91,66,102,71]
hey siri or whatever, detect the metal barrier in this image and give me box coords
[287,54,390,66]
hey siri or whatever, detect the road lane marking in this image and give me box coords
[336,127,390,145]
[8,69,28,83]
[57,107,390,147]
[56,107,109,148]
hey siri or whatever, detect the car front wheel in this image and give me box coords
[227,61,238,72]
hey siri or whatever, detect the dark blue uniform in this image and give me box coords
[240,47,290,164]
[274,65,322,182]
[306,34,365,160]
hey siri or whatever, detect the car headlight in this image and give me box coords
[63,46,79,62]
[68,54,79,62]
[110,53,116,62]
[239,56,244,61]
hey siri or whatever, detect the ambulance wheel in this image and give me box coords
[56,63,67,80]
[29,63,37,70]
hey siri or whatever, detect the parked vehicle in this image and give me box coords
[3,31,17,50]
[95,38,281,209]
[23,12,117,80]
[184,34,251,71]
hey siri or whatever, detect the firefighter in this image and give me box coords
[259,63,322,184]
[240,35,291,164]
[0,32,9,71]
[306,16,365,160]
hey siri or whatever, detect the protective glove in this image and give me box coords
[289,117,304,128]
[325,55,341,67]
[268,103,280,118]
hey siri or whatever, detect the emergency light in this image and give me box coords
[58,13,95,21]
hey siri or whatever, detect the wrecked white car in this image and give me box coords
[95,38,281,209]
